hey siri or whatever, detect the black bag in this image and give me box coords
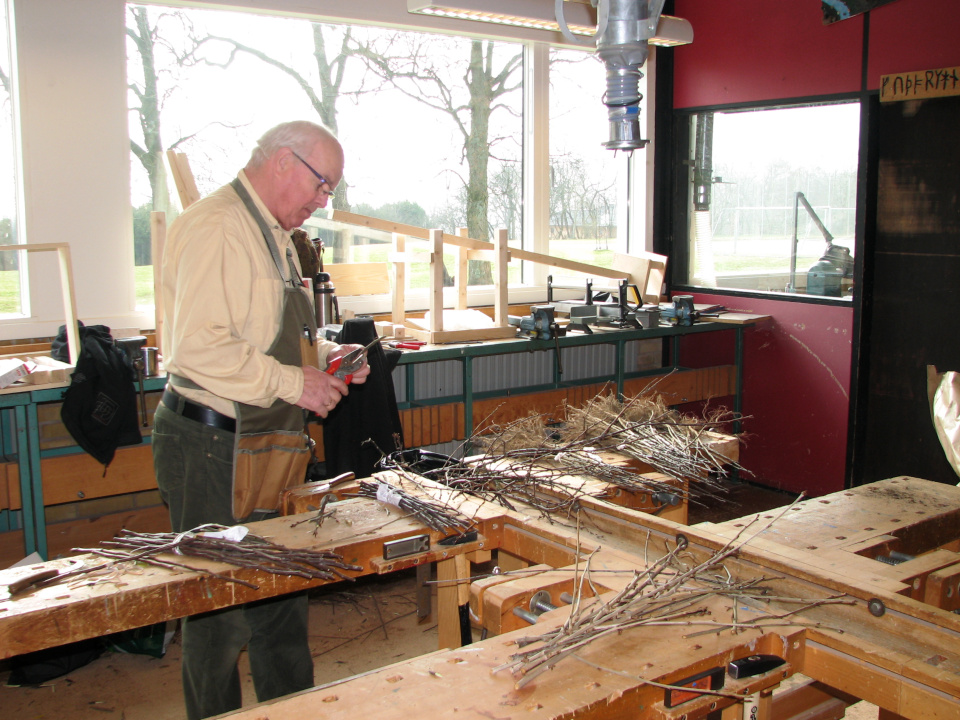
[323,317,404,479]
[57,322,142,467]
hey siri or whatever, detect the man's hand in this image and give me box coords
[297,365,349,418]
[295,343,372,417]
[326,343,372,385]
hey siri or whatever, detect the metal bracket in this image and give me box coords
[383,534,430,560]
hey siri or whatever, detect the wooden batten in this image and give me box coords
[326,262,390,297]
[166,150,201,208]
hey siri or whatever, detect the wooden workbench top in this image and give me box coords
[0,480,500,660]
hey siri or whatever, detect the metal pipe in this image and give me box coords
[597,0,663,151]
[513,606,539,625]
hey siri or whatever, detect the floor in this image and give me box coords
[1,480,879,719]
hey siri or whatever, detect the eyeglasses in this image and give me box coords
[290,150,335,199]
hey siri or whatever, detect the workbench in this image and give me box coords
[0,316,763,563]
[395,318,760,438]
[2,476,959,719]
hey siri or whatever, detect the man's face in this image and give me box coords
[275,142,343,231]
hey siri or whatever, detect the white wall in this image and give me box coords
[10,0,136,340]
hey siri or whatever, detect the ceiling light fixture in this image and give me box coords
[407,0,693,47]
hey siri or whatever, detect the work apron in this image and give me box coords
[173,178,318,521]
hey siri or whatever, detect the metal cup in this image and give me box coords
[141,346,159,377]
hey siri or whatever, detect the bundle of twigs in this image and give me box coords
[495,507,852,689]
[557,392,742,484]
[66,525,363,590]
[352,478,475,535]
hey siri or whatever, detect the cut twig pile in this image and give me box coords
[351,478,475,535]
[59,525,363,590]
[495,504,852,689]
[383,388,743,519]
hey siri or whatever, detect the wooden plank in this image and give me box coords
[770,678,853,720]
[436,555,463,649]
[0,486,504,660]
[430,229,444,333]
[494,228,509,328]
[217,599,804,720]
[40,444,159,506]
[0,244,79,366]
[391,233,405,326]
[923,562,960,612]
[880,66,960,103]
[456,227,468,311]
[326,262,390,297]
[165,150,200,208]
[151,211,166,354]
[613,250,668,304]
[403,325,516,344]
[331,209,631,281]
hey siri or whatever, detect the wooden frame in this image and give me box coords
[0,243,79,365]
[331,210,668,343]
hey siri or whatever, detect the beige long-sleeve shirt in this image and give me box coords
[160,170,335,418]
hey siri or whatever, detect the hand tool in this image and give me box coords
[388,340,426,350]
[324,337,379,383]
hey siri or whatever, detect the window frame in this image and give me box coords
[669,95,865,306]
[125,2,654,318]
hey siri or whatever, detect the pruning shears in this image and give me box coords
[325,338,379,384]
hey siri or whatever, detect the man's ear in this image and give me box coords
[273,147,294,178]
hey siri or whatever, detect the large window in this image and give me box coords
[0,0,21,316]
[126,4,640,307]
[684,102,860,299]
[549,48,629,285]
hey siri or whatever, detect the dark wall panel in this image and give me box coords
[858,95,960,485]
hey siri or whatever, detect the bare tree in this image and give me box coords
[354,35,522,284]
[197,25,363,212]
[127,6,203,219]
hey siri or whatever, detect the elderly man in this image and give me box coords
[153,120,369,719]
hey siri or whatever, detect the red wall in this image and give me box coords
[678,295,853,496]
[667,0,960,496]
[673,0,960,109]
[672,1,863,108]
[867,0,960,87]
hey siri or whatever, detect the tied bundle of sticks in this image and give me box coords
[351,478,475,536]
[386,388,743,518]
[495,503,852,690]
[55,524,363,591]
[486,390,743,488]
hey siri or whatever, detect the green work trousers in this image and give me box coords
[152,404,314,720]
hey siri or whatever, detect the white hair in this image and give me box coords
[248,121,337,168]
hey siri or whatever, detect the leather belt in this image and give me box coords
[161,388,236,433]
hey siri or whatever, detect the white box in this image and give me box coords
[0,358,32,389]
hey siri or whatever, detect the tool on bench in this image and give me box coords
[508,305,565,375]
[660,294,700,327]
[324,337,379,383]
[388,340,426,350]
[547,276,659,333]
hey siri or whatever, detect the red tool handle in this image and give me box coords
[324,356,354,384]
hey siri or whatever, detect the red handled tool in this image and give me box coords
[325,338,380,384]
[388,340,427,350]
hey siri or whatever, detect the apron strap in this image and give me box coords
[230,177,303,287]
